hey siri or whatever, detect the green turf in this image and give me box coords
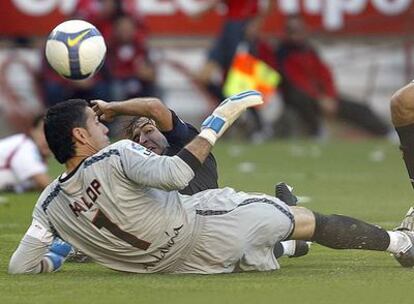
[1,140,414,304]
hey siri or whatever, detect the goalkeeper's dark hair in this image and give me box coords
[44,99,89,164]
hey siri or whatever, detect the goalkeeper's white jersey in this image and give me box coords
[32,140,198,273]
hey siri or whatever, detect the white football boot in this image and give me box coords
[394,207,414,267]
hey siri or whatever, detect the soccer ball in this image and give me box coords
[45,20,106,80]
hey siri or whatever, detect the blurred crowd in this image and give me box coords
[1,0,392,142]
[0,0,398,194]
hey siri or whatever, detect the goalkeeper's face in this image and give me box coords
[83,107,110,152]
[132,123,168,155]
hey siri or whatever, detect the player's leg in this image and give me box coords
[389,82,414,266]
[390,82,414,189]
[236,198,295,272]
[176,188,295,273]
[290,206,414,267]
[273,237,310,259]
[273,183,310,259]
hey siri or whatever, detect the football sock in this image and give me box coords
[395,124,414,190]
[281,240,296,256]
[311,213,390,251]
[386,231,412,254]
[273,242,284,258]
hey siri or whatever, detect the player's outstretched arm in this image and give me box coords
[177,90,264,165]
[197,90,263,145]
[91,98,173,131]
[121,91,263,191]
[9,221,72,274]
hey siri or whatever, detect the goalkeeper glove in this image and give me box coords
[199,90,263,145]
[43,238,72,272]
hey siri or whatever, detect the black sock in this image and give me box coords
[273,241,284,259]
[310,213,390,251]
[395,124,414,190]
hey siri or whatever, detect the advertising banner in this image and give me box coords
[0,0,413,37]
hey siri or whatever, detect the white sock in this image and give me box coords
[386,231,412,254]
[281,240,296,257]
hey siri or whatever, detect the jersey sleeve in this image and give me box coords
[8,233,50,274]
[8,210,54,274]
[119,140,195,191]
[8,188,60,274]
[10,140,47,182]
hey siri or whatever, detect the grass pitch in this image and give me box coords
[1,140,414,304]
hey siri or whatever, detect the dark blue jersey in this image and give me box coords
[162,111,218,195]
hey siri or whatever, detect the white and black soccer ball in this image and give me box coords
[45,20,106,80]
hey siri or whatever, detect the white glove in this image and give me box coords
[199,90,263,145]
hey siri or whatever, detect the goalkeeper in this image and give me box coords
[92,96,308,258]
[9,90,414,274]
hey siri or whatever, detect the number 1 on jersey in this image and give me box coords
[92,209,151,250]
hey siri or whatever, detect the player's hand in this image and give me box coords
[199,90,263,145]
[44,238,73,272]
[90,100,116,122]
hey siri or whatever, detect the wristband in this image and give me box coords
[199,129,217,145]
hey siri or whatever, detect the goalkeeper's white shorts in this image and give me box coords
[176,187,294,274]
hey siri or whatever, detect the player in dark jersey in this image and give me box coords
[94,97,218,195]
[123,112,218,195]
